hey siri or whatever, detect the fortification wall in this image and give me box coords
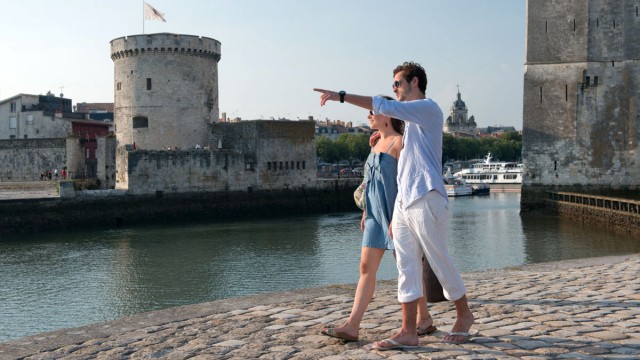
[111,33,222,185]
[96,136,117,189]
[125,149,249,194]
[209,120,317,191]
[0,138,83,181]
[0,178,362,234]
[522,0,640,210]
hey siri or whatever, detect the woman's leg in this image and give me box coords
[329,246,385,338]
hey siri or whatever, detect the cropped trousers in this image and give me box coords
[392,191,466,303]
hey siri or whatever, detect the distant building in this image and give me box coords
[0,93,111,181]
[70,119,111,178]
[315,117,372,140]
[75,102,114,125]
[477,126,518,138]
[0,93,77,139]
[444,88,477,138]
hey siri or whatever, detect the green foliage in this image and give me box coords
[317,131,522,164]
[317,133,371,163]
[442,133,522,162]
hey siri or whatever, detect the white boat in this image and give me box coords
[453,152,522,184]
[443,168,472,197]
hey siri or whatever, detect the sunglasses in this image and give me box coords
[369,110,374,116]
[392,80,402,89]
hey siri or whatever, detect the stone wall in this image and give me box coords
[210,120,317,191]
[0,178,362,234]
[522,0,640,210]
[0,137,83,181]
[96,136,117,189]
[118,120,317,194]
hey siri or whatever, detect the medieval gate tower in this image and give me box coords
[522,0,640,209]
[110,33,221,187]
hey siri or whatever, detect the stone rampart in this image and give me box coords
[0,178,362,234]
[0,137,83,181]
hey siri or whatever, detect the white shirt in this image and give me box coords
[372,96,447,208]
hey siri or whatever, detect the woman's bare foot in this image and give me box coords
[321,323,359,342]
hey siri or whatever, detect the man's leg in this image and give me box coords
[445,295,474,343]
[408,192,474,341]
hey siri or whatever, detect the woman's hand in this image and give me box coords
[369,131,381,147]
[360,211,366,232]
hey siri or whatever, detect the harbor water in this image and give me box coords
[1,193,638,342]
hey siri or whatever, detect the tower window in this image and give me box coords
[539,86,543,103]
[594,76,598,86]
[10,101,16,112]
[565,84,568,101]
[146,78,152,90]
[545,20,548,33]
[585,76,590,87]
[133,116,149,128]
[117,82,122,91]
[573,19,576,31]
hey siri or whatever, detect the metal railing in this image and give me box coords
[547,191,640,215]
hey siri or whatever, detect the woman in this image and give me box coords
[321,99,436,343]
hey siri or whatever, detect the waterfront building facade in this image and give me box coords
[522,0,640,210]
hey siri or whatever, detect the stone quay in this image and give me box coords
[1,254,638,359]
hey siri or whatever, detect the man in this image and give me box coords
[313,62,474,349]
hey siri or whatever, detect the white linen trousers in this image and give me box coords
[392,190,466,303]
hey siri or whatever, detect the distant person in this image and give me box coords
[320,99,436,343]
[314,61,474,350]
[61,168,67,180]
[54,169,58,180]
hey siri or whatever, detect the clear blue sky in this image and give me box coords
[0,0,525,129]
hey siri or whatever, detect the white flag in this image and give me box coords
[144,2,166,22]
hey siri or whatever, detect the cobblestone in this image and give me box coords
[0,255,638,359]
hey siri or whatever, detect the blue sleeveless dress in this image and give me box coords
[362,149,398,250]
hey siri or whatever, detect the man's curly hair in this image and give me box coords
[393,61,427,94]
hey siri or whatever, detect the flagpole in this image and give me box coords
[142,1,145,34]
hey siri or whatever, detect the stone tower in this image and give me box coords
[444,87,477,137]
[110,33,221,187]
[522,0,640,210]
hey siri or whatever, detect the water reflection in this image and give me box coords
[1,193,638,342]
[447,193,526,272]
[521,211,640,263]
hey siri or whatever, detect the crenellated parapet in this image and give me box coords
[110,33,221,62]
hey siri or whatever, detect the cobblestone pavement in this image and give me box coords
[1,254,638,359]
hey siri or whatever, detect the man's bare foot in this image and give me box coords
[443,312,474,343]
